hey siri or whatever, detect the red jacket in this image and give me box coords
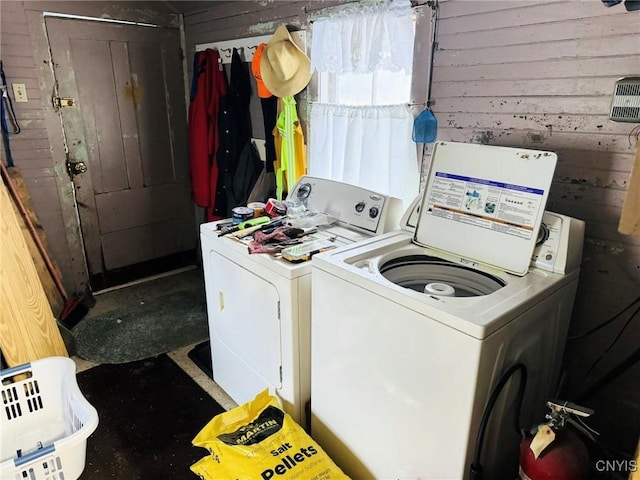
[188,49,227,214]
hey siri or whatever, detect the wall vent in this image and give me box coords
[610,77,640,123]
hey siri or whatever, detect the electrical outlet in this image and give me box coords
[12,83,28,103]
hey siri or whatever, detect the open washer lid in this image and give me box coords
[414,141,557,276]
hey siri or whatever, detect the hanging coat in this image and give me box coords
[261,96,278,173]
[228,141,264,208]
[214,48,254,218]
[188,49,227,213]
[273,96,307,200]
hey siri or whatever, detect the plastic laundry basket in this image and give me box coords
[0,356,99,480]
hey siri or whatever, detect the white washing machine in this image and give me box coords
[310,142,585,479]
[200,176,402,428]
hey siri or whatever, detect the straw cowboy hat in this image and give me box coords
[260,25,311,98]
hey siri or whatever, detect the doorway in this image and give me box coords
[45,16,195,291]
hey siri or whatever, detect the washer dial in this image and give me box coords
[297,183,312,201]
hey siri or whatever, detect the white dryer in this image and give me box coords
[200,176,401,428]
[310,142,585,479]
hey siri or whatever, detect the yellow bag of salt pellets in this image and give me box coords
[191,389,350,480]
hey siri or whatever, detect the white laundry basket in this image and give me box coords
[0,356,99,480]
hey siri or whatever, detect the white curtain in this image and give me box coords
[311,0,415,74]
[309,0,419,209]
[310,103,418,207]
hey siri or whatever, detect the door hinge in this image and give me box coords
[52,96,76,110]
[280,366,283,384]
[277,301,281,320]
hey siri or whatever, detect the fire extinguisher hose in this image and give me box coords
[469,362,528,480]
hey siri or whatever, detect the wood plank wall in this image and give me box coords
[0,1,76,294]
[431,0,640,452]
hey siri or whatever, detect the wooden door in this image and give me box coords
[46,17,194,288]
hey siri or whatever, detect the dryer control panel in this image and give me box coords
[288,176,402,235]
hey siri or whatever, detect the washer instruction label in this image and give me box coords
[427,172,544,239]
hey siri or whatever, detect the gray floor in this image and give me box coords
[71,266,237,411]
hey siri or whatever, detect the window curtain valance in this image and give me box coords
[311,0,414,74]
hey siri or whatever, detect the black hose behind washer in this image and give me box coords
[469,363,528,480]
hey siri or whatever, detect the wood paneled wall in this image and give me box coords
[0,1,75,293]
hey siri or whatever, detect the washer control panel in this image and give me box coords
[531,213,562,272]
[289,176,401,235]
[530,212,585,274]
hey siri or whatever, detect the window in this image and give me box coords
[309,0,419,209]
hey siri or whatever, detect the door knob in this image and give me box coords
[67,160,87,176]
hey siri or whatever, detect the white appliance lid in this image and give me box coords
[414,141,557,276]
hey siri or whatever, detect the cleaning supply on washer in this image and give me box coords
[265,198,287,217]
[284,198,306,217]
[248,201,266,217]
[232,206,255,223]
[287,210,337,229]
[191,389,350,480]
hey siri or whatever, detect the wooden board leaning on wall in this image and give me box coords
[1,178,68,366]
[618,142,640,236]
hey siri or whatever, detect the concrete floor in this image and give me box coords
[71,266,237,412]
[72,342,237,411]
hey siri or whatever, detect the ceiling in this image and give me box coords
[163,1,229,14]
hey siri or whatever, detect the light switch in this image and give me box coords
[12,83,28,103]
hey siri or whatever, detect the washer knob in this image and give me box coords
[369,206,379,218]
[355,201,365,213]
[297,183,312,201]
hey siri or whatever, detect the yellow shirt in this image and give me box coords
[273,96,306,200]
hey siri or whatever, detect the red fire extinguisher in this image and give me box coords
[519,399,598,480]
